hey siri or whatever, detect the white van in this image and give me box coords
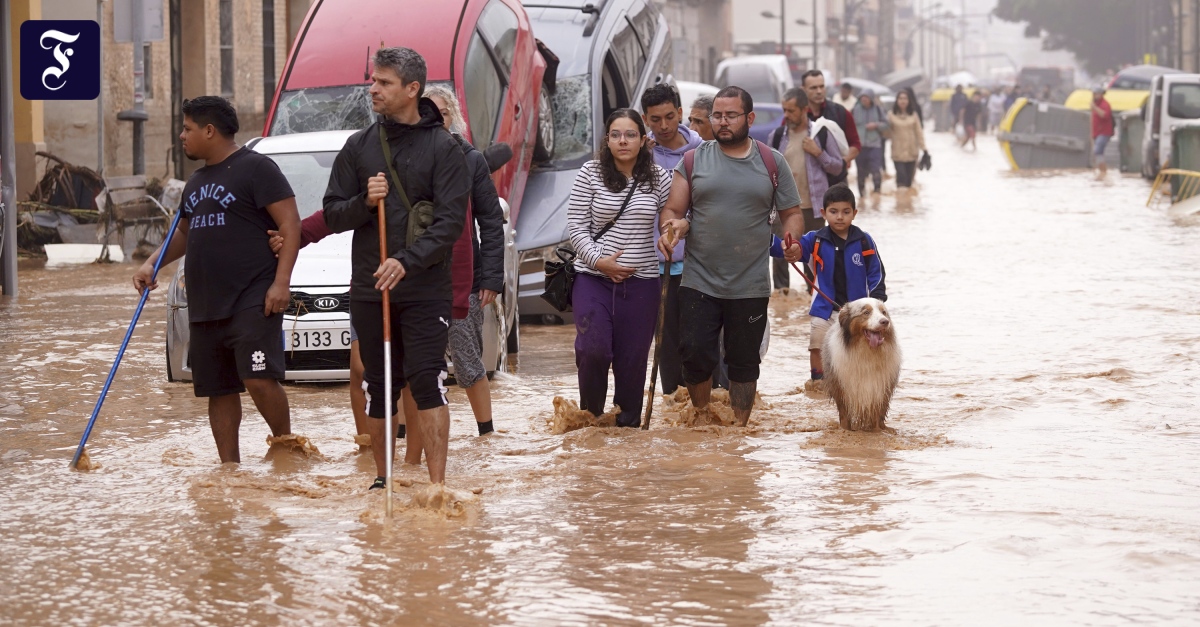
[1142,73,1200,178]
[714,55,794,104]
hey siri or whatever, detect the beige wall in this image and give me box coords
[657,0,732,84]
[23,0,290,198]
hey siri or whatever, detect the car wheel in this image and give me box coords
[533,89,555,163]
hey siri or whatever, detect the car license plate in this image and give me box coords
[285,328,351,351]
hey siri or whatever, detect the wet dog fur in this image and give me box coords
[821,298,902,431]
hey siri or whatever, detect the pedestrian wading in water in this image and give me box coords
[888,90,926,193]
[568,108,672,427]
[133,96,302,464]
[641,84,703,396]
[658,86,806,427]
[321,47,469,490]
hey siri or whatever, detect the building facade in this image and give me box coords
[9,0,305,200]
[655,0,733,85]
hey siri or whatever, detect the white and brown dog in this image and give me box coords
[821,298,902,432]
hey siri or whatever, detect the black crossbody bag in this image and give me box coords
[540,183,638,312]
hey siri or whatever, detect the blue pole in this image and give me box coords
[70,209,184,469]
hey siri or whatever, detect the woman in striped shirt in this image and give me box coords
[568,108,672,427]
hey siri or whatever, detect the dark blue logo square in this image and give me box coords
[20,20,100,101]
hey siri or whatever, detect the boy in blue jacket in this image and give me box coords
[772,184,886,384]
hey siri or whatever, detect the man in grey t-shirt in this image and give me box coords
[658,86,806,427]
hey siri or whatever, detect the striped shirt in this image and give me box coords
[568,160,672,280]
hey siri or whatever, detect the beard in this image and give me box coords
[715,124,750,146]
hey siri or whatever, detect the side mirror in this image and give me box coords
[484,142,514,173]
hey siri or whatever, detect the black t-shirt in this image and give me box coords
[963,100,982,125]
[181,147,294,322]
[830,231,848,306]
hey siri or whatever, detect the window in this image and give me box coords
[263,0,276,106]
[547,74,593,169]
[142,43,152,97]
[609,19,645,99]
[464,32,505,147]
[476,0,520,74]
[627,2,657,52]
[267,152,338,219]
[600,52,629,120]
[219,0,233,96]
[1168,83,1200,119]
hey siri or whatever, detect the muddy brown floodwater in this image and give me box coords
[2,134,1200,625]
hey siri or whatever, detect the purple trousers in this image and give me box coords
[573,272,660,427]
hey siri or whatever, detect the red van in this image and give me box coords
[263,0,551,225]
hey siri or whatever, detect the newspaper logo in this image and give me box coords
[20,20,100,101]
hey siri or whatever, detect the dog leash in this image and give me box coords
[783,232,841,312]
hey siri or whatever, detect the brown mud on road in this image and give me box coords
[2,135,1200,624]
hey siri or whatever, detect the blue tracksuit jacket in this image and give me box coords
[770,225,886,319]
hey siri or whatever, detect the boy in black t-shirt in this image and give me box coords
[133,96,302,464]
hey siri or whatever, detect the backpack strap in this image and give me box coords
[770,126,785,150]
[683,148,696,187]
[755,140,779,194]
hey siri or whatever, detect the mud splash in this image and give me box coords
[659,388,769,428]
[72,449,99,471]
[549,396,619,434]
[265,433,324,458]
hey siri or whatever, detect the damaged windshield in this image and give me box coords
[269,82,452,136]
[544,74,594,170]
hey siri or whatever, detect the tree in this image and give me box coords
[993,0,1139,74]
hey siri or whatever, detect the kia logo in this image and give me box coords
[314,297,340,310]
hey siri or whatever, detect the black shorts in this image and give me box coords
[677,287,769,384]
[350,299,451,416]
[189,308,285,397]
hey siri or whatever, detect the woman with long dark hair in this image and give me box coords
[888,90,926,192]
[567,108,672,427]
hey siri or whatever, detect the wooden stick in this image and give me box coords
[643,225,675,430]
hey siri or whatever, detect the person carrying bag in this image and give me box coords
[564,109,671,428]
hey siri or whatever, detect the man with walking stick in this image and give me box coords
[323,47,468,491]
[132,96,301,463]
[658,87,805,427]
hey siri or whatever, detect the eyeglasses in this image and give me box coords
[607,130,641,142]
[709,112,746,123]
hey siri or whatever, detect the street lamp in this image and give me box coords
[796,11,818,67]
[761,2,787,58]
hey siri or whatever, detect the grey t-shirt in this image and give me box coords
[674,141,802,299]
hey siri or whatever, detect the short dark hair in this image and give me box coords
[641,84,681,111]
[714,86,753,114]
[182,96,239,137]
[782,87,808,109]
[374,46,427,96]
[801,69,825,86]
[823,183,857,211]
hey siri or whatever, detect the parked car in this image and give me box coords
[714,55,793,105]
[261,0,544,351]
[676,79,718,110]
[515,0,672,322]
[1142,73,1200,179]
[165,131,518,382]
[748,103,784,144]
[838,77,897,111]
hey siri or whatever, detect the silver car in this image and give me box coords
[165,130,518,382]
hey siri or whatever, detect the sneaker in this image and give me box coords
[369,476,387,491]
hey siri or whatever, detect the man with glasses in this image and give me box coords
[800,70,860,185]
[657,86,805,427]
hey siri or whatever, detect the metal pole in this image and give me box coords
[169,0,182,179]
[812,0,818,68]
[780,0,786,57]
[1,0,18,297]
[117,0,148,174]
[97,0,104,174]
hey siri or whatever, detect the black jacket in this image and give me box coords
[455,135,506,294]
[323,99,469,303]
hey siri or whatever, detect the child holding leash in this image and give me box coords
[770,184,887,388]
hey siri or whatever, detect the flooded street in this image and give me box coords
[2,133,1199,625]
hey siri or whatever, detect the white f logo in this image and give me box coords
[40,29,80,91]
